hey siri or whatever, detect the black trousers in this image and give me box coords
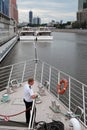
[23,99,33,124]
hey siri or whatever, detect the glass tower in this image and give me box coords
[0,0,9,16]
[78,0,87,10]
[4,0,9,16]
[29,11,33,24]
[77,0,87,23]
[0,0,4,13]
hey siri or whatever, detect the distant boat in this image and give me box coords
[36,27,53,41]
[19,27,35,41]
[19,27,53,41]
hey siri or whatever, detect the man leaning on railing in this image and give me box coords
[23,78,38,125]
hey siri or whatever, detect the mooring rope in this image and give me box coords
[0,106,31,121]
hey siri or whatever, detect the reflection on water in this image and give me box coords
[1,32,87,85]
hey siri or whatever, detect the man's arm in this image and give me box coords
[31,94,38,99]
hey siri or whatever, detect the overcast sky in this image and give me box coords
[17,0,78,23]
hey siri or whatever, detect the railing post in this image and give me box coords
[57,71,60,99]
[82,84,86,125]
[69,76,71,111]
[34,62,37,81]
[7,65,13,88]
[58,71,60,84]
[21,61,26,82]
[48,66,51,91]
[41,62,44,84]
[28,100,35,129]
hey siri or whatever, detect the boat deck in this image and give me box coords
[0,81,86,130]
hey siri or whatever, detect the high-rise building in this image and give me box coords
[78,0,87,10]
[33,17,41,25]
[0,0,9,17]
[77,0,87,23]
[83,0,87,9]
[37,17,41,25]
[29,11,33,24]
[78,0,84,10]
[9,0,18,23]
[0,0,18,22]
[0,0,3,12]
[4,0,9,16]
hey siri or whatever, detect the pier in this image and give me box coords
[0,36,18,62]
[0,12,18,62]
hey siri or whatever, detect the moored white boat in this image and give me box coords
[19,27,53,41]
[36,27,53,41]
[19,27,35,41]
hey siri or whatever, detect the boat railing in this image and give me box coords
[28,100,36,129]
[0,59,87,128]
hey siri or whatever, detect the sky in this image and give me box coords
[17,0,78,23]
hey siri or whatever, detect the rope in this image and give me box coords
[50,108,82,118]
[0,106,31,121]
[49,107,83,121]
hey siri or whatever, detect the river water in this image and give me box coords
[1,32,87,85]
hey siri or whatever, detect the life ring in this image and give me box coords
[57,79,68,94]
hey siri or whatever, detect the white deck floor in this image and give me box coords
[0,81,86,130]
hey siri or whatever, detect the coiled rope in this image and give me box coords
[0,106,31,121]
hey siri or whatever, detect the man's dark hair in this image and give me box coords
[28,78,34,83]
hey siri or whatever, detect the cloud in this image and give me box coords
[17,0,78,23]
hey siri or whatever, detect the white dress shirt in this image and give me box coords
[24,83,34,102]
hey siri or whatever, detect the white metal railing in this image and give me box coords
[28,100,36,129]
[0,59,87,128]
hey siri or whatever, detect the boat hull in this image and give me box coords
[20,36,35,41]
[19,36,53,41]
[37,36,53,40]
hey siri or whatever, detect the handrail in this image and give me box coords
[28,100,35,129]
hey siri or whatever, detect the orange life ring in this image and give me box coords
[57,79,68,94]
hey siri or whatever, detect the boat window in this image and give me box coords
[20,32,35,36]
[37,32,51,36]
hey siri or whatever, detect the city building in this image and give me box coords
[77,0,87,23]
[4,0,9,16]
[78,0,87,10]
[9,0,18,23]
[0,0,18,23]
[0,0,9,17]
[33,17,41,25]
[29,10,41,25]
[29,11,33,24]
[0,0,3,12]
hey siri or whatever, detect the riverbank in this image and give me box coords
[54,29,87,33]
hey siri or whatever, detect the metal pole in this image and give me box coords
[41,62,44,84]
[7,65,13,88]
[21,61,26,82]
[82,84,86,125]
[33,41,38,63]
[69,76,71,111]
[57,71,60,99]
[33,41,38,80]
[48,66,51,91]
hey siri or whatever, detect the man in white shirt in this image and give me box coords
[23,78,37,124]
